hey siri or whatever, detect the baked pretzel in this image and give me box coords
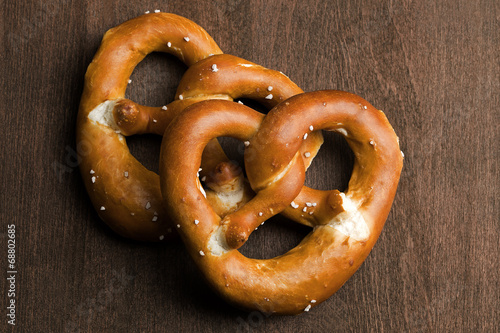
[77,13,323,241]
[159,92,403,314]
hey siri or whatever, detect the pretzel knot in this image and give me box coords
[160,92,403,315]
[77,13,322,241]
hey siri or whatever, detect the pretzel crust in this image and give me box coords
[160,92,402,314]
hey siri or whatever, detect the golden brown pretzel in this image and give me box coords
[77,13,323,241]
[160,92,403,315]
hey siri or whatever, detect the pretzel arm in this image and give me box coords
[177,54,324,169]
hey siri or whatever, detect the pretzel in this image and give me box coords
[77,13,323,241]
[159,92,403,314]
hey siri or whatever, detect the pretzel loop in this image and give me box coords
[160,92,403,314]
[247,90,403,234]
[77,13,224,241]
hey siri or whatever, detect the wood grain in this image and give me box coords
[1,0,498,332]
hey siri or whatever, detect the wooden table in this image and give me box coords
[2,1,498,332]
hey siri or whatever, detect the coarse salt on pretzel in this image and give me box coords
[77,13,323,241]
[115,54,323,171]
[160,91,402,314]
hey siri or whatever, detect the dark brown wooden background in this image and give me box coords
[1,0,498,332]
